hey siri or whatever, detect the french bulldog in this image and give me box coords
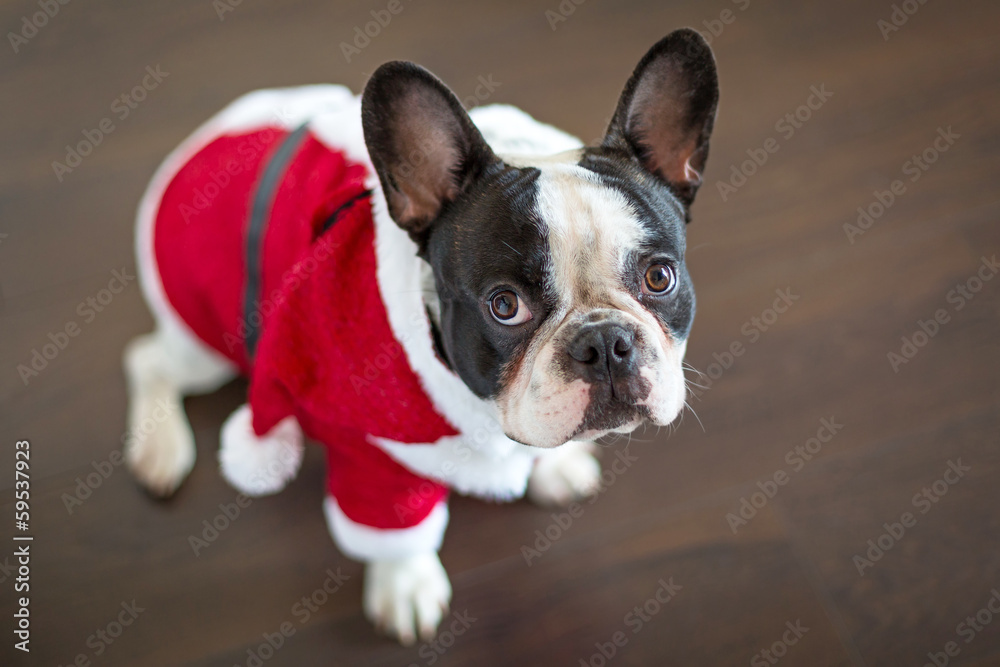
[123,28,718,644]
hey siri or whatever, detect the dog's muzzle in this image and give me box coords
[563,315,653,408]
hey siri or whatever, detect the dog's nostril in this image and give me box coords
[612,338,632,358]
[570,343,601,365]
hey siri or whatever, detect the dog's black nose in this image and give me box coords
[567,323,637,387]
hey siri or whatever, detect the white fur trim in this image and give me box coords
[369,434,537,501]
[219,404,303,496]
[323,496,449,562]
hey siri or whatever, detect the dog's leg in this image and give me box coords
[123,322,234,496]
[323,487,451,645]
[527,440,602,507]
[363,552,452,645]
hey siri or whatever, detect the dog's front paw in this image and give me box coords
[363,553,452,645]
[528,440,602,507]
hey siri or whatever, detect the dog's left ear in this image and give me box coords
[362,61,501,243]
[603,29,719,209]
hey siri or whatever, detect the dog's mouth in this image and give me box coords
[573,393,651,441]
[501,399,647,448]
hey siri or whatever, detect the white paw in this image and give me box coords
[363,553,452,645]
[528,440,601,507]
[125,392,194,497]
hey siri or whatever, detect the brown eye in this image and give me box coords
[643,264,676,295]
[489,290,532,325]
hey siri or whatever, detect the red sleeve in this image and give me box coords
[247,364,298,437]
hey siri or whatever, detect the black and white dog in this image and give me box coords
[124,29,717,643]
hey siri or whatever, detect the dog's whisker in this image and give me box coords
[500,240,523,257]
[684,400,706,433]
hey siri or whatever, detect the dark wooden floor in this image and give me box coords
[2,0,999,665]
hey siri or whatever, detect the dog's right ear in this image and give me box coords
[362,61,501,243]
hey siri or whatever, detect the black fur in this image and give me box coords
[426,165,550,398]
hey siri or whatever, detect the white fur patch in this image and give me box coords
[535,164,648,303]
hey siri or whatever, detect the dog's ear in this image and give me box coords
[362,61,501,242]
[603,29,719,209]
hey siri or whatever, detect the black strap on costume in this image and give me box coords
[243,123,309,359]
[320,188,372,234]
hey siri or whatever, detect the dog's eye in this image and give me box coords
[643,264,676,295]
[489,290,532,325]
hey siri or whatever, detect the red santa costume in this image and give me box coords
[135,85,582,560]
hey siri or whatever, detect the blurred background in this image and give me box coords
[1,0,998,665]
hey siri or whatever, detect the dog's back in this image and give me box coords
[138,86,371,372]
